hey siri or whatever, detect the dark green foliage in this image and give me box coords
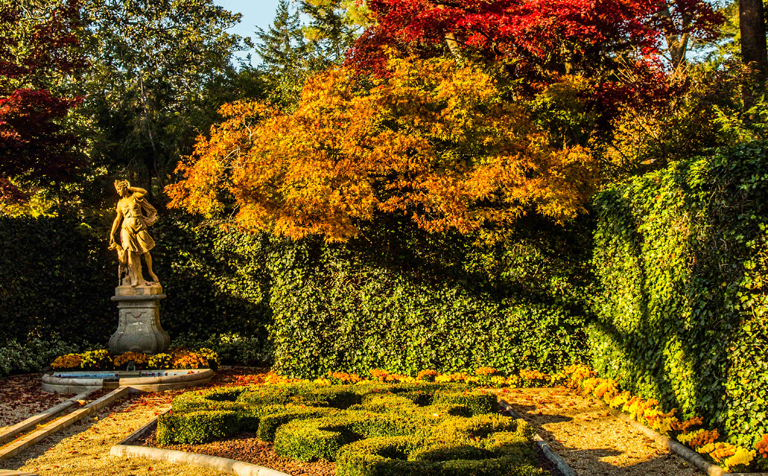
[0,216,115,344]
[591,141,768,446]
[0,208,589,377]
[159,382,545,475]
[0,213,270,361]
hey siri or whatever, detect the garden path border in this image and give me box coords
[498,399,577,476]
[110,412,290,476]
[0,386,130,462]
[0,389,96,445]
[593,400,768,476]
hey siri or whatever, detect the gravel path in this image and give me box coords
[4,392,230,476]
[499,387,705,476]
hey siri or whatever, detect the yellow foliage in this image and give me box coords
[113,352,148,368]
[723,446,756,471]
[679,428,720,449]
[168,55,597,242]
[51,353,82,370]
[474,366,498,376]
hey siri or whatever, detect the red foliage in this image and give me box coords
[0,0,85,198]
[348,0,723,101]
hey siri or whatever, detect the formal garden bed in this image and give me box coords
[147,380,550,476]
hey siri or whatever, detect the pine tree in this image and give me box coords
[301,0,362,67]
[255,0,309,107]
[256,0,306,73]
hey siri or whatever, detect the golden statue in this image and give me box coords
[109,180,159,287]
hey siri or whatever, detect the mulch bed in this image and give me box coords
[139,431,336,476]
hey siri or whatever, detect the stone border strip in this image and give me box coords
[0,470,38,475]
[42,369,214,394]
[0,386,130,462]
[498,399,577,476]
[0,390,96,445]
[593,401,768,476]
[111,413,290,476]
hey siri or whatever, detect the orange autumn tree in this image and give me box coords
[166,55,597,242]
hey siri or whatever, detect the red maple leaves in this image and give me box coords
[0,0,85,202]
[348,0,723,94]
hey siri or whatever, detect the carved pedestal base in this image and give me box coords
[108,284,170,355]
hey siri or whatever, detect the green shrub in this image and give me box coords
[157,410,258,445]
[432,391,499,416]
[238,384,361,409]
[591,141,768,446]
[256,407,339,442]
[336,433,547,476]
[172,387,250,413]
[0,336,80,377]
[274,416,360,462]
[161,382,545,474]
[268,216,591,378]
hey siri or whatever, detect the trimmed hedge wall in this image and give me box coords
[0,215,270,354]
[591,142,768,447]
[0,211,590,376]
[268,216,592,378]
[159,382,547,476]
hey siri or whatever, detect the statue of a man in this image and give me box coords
[109,180,159,287]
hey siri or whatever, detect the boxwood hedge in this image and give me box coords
[591,141,768,447]
[158,382,548,476]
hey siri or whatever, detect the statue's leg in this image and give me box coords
[128,251,139,287]
[144,251,159,283]
[128,251,146,287]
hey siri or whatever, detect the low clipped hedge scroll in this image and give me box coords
[158,382,548,476]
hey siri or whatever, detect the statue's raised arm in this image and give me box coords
[111,180,159,287]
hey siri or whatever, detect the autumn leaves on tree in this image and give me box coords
[168,0,725,242]
[0,0,84,202]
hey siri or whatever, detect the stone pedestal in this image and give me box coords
[109,284,170,355]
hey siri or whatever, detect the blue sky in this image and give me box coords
[215,0,283,64]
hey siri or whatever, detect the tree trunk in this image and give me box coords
[740,0,768,78]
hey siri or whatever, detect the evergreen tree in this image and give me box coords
[301,0,364,67]
[255,0,310,108]
[255,0,306,73]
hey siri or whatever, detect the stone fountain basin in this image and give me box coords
[42,369,214,394]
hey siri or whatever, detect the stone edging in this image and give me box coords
[0,386,130,462]
[497,399,577,476]
[593,401,768,476]
[0,389,96,446]
[42,369,214,394]
[111,412,290,476]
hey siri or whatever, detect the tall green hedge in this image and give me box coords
[268,216,592,378]
[0,214,270,351]
[591,141,768,447]
[0,210,591,378]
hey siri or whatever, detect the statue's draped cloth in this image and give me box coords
[118,196,157,254]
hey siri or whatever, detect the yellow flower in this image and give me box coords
[723,447,755,471]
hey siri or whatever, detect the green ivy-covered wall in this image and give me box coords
[591,142,768,447]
